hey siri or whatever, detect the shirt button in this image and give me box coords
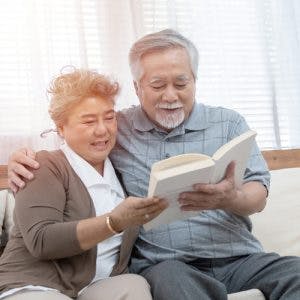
[165,153,170,158]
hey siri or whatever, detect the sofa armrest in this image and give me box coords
[0,189,15,248]
[0,190,7,247]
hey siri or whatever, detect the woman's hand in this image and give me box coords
[110,196,168,232]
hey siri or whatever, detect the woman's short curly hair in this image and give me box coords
[48,67,119,128]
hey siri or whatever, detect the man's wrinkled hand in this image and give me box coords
[178,161,237,211]
[8,148,38,192]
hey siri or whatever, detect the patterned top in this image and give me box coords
[110,103,270,273]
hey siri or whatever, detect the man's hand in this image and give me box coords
[178,161,237,212]
[8,148,39,192]
[178,161,267,216]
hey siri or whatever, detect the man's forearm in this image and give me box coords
[226,181,267,216]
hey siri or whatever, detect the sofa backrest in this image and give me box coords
[0,165,8,190]
[261,149,300,170]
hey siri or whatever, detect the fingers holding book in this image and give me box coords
[110,196,168,231]
[178,162,238,211]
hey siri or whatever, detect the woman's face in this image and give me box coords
[58,96,117,174]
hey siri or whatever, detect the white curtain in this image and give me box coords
[0,0,299,164]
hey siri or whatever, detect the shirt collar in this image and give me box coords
[61,143,124,198]
[132,103,210,133]
[183,102,210,131]
[132,106,156,131]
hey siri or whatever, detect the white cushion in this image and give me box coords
[0,190,7,237]
[4,190,15,238]
[251,168,300,256]
[228,289,265,300]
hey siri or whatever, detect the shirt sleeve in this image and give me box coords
[229,114,271,192]
[14,151,83,260]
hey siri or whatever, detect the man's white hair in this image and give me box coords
[129,29,199,81]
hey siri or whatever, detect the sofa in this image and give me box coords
[230,164,300,299]
[0,149,300,299]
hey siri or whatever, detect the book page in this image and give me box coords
[148,153,211,197]
[211,130,257,186]
[144,163,214,230]
[151,153,211,172]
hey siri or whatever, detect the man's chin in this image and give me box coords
[158,122,181,130]
[155,112,185,130]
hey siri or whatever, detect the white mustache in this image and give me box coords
[156,102,183,109]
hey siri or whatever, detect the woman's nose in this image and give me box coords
[94,121,107,136]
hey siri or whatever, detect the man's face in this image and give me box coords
[134,47,196,131]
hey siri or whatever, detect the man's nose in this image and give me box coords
[161,86,178,102]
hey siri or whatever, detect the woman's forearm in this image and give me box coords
[76,214,115,251]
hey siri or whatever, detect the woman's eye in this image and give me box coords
[105,114,116,121]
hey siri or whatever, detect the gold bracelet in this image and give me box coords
[106,215,120,235]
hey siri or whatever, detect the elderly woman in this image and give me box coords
[0,68,167,300]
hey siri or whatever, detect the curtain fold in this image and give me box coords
[0,0,299,164]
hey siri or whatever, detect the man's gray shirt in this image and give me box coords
[110,103,270,273]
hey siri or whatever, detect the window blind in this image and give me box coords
[0,0,299,164]
[139,0,300,149]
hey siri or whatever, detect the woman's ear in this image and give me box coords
[133,81,139,97]
[57,125,64,138]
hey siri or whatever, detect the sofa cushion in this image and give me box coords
[4,190,15,238]
[251,168,300,256]
[228,289,265,300]
[0,190,15,245]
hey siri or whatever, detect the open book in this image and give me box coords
[144,130,257,231]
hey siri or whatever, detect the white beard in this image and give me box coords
[155,102,185,129]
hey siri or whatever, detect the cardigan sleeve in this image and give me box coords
[14,151,83,260]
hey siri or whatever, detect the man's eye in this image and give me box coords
[175,84,187,89]
[151,85,164,90]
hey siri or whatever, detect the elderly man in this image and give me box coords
[8,29,300,300]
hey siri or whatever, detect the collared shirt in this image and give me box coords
[61,143,125,282]
[110,102,270,273]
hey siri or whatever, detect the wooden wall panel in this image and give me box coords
[0,165,8,189]
[262,149,300,170]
